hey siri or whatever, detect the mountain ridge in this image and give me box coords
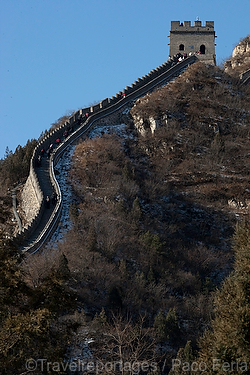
[0,34,249,373]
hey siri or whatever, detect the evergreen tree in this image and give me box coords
[58,253,70,280]
[4,146,12,160]
[153,309,167,342]
[169,341,195,375]
[122,160,134,181]
[198,221,250,372]
[0,235,76,374]
[153,308,180,345]
[0,234,28,321]
[183,340,195,365]
[165,308,180,343]
[142,231,164,254]
[0,139,37,187]
[98,307,108,326]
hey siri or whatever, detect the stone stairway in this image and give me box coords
[19,55,198,254]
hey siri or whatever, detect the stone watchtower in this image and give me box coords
[169,19,216,65]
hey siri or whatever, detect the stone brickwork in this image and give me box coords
[21,175,40,224]
[18,55,198,252]
[169,20,216,65]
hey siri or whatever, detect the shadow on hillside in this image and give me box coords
[144,189,235,283]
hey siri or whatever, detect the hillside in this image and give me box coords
[25,46,250,368]
[55,59,249,344]
[0,35,250,373]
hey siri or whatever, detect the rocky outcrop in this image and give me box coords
[132,113,168,136]
[131,96,169,136]
[225,35,250,73]
[228,198,250,211]
[232,39,250,58]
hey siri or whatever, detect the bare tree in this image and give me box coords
[90,313,158,375]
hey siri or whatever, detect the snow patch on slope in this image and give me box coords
[46,123,131,248]
[88,123,133,139]
[46,145,76,248]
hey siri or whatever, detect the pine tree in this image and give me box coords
[0,235,75,373]
[154,308,180,344]
[183,340,195,365]
[122,160,134,181]
[165,308,180,343]
[198,221,250,372]
[58,253,70,280]
[93,307,108,330]
[153,309,167,342]
[0,234,27,321]
[142,231,164,254]
[169,341,195,375]
[99,307,108,326]
[4,146,12,159]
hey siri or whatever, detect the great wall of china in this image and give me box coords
[15,54,199,254]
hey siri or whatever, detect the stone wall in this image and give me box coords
[17,54,198,249]
[21,175,40,223]
[240,69,250,84]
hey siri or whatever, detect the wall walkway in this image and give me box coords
[16,54,198,254]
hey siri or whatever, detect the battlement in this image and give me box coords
[171,20,214,32]
[169,19,216,65]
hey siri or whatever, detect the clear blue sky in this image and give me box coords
[1,0,249,159]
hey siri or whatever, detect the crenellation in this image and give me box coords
[18,53,197,249]
[169,19,216,65]
[171,20,214,31]
[194,20,201,27]
[205,21,214,28]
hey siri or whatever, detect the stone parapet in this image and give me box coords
[240,68,250,84]
[17,54,198,252]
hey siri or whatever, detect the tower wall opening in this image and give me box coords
[169,20,216,65]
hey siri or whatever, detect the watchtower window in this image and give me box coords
[179,44,184,51]
[200,44,205,54]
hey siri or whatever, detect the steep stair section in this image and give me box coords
[19,55,198,254]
